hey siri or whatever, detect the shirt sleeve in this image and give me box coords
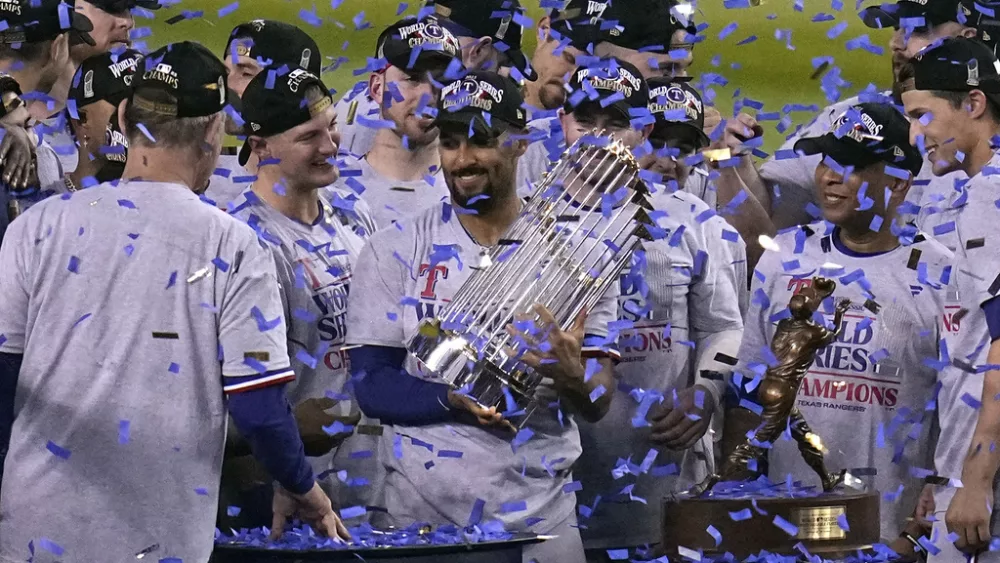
[728,249,781,408]
[346,235,408,348]
[218,234,295,393]
[689,214,748,407]
[0,216,29,354]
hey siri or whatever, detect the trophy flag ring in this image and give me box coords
[406,133,654,427]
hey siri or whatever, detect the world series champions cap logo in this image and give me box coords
[830,109,884,143]
[576,65,642,97]
[442,76,504,112]
[380,20,460,59]
[649,84,702,121]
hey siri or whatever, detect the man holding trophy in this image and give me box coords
[345,69,620,563]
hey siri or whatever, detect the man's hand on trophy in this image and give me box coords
[649,384,716,450]
[447,391,516,433]
[946,481,993,554]
[915,483,935,530]
[505,305,588,390]
[270,482,351,542]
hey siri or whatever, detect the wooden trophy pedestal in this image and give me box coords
[662,490,880,559]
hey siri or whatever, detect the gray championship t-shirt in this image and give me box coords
[346,201,619,533]
[231,187,381,512]
[205,151,255,209]
[335,84,379,157]
[740,222,944,540]
[577,189,747,549]
[759,94,965,229]
[333,154,448,227]
[917,153,1000,540]
[0,180,293,563]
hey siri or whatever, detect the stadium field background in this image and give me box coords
[144,0,891,153]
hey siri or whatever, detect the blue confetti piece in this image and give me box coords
[73,313,92,327]
[212,257,230,272]
[227,505,242,517]
[511,428,534,452]
[68,255,80,273]
[39,538,64,556]
[46,441,71,460]
[962,392,983,409]
[707,524,722,546]
[589,384,607,402]
[729,508,752,521]
[118,420,130,444]
[341,505,366,519]
[837,513,850,531]
[438,450,463,458]
[195,487,209,496]
[773,515,799,536]
[607,548,629,560]
[250,306,281,332]
[563,481,583,493]
[500,500,527,513]
[217,1,239,17]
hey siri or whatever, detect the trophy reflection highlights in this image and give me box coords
[691,277,851,497]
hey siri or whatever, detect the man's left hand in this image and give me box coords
[649,385,716,450]
[506,305,587,392]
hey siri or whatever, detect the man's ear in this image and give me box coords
[368,72,385,106]
[537,16,552,43]
[968,90,990,120]
[961,26,978,38]
[467,36,494,70]
[249,136,269,160]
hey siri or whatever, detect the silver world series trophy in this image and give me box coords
[406,134,653,426]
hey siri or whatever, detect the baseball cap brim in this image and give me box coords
[794,135,886,170]
[654,121,710,149]
[68,11,96,46]
[435,110,520,137]
[860,2,944,29]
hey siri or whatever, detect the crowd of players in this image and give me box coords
[0,0,999,561]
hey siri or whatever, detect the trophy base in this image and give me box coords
[661,489,880,559]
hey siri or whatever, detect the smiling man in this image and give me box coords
[727,102,943,553]
[203,19,323,208]
[332,17,459,226]
[345,70,619,563]
[900,36,1000,561]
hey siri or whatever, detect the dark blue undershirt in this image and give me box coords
[349,345,456,425]
[0,353,314,496]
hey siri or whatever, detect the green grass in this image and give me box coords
[143,0,892,152]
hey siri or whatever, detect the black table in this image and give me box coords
[211,533,543,563]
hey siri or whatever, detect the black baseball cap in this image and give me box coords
[436,70,527,136]
[565,58,648,120]
[130,42,234,119]
[375,17,461,74]
[225,20,322,76]
[647,77,710,148]
[238,68,334,166]
[861,0,965,29]
[962,1,1000,55]
[904,36,1000,93]
[582,0,697,53]
[794,102,923,176]
[70,48,141,107]
[0,0,95,46]
[429,0,538,81]
[87,0,161,12]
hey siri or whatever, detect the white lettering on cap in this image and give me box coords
[830,110,884,142]
[287,67,316,93]
[0,0,21,15]
[108,57,139,80]
[143,63,179,89]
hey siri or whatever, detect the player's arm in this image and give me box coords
[0,214,30,475]
[218,235,345,539]
[947,296,1000,552]
[345,239,504,427]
